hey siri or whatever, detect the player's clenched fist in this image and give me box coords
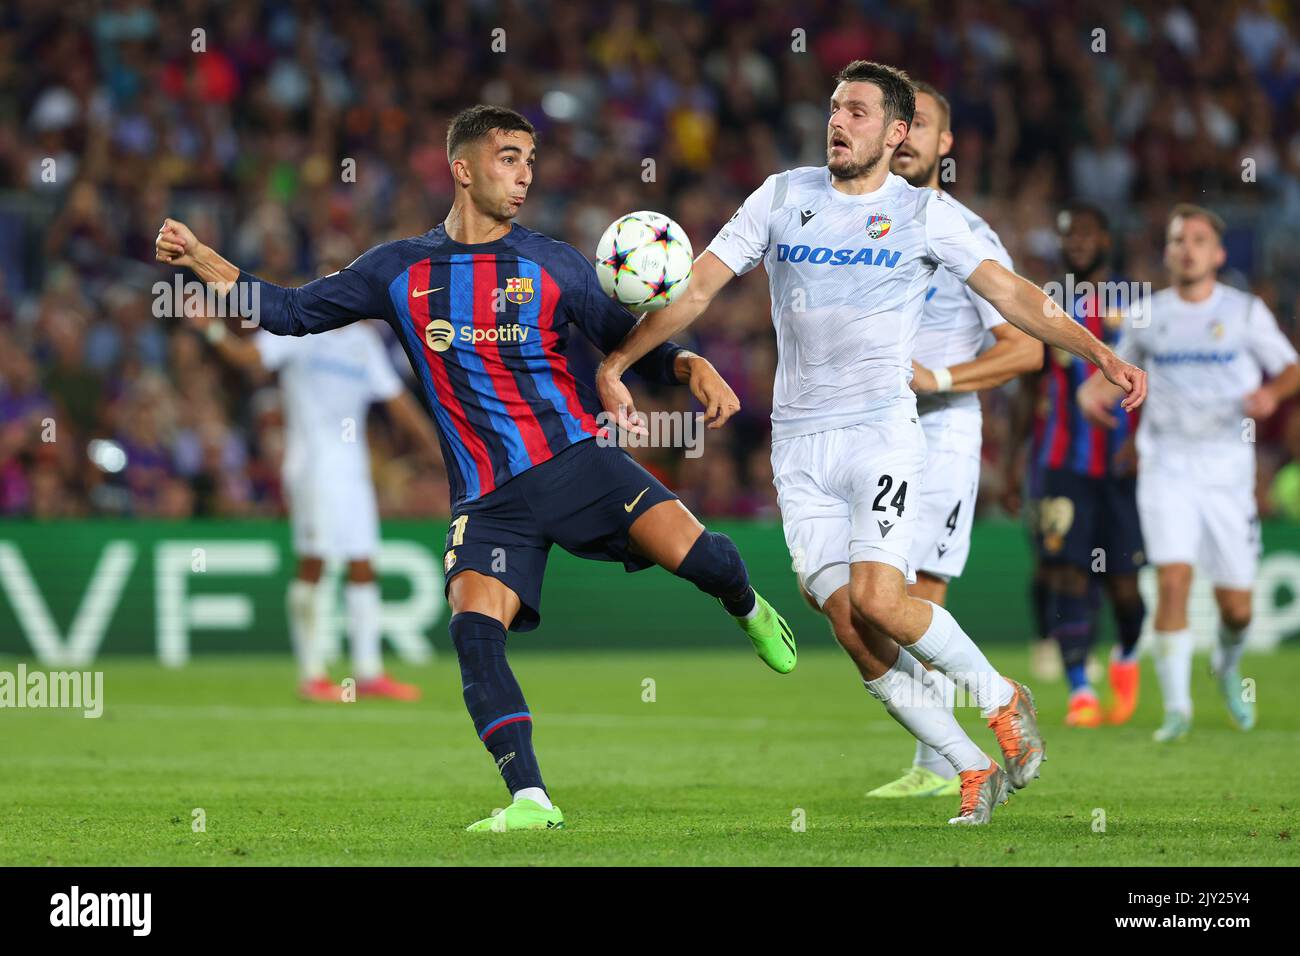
[155,218,200,267]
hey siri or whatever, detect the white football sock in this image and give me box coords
[914,740,958,780]
[1213,621,1247,674]
[346,581,383,681]
[912,665,958,779]
[904,602,1014,716]
[287,579,326,682]
[864,647,989,774]
[1153,628,1194,717]
[514,787,553,810]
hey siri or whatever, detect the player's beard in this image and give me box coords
[895,153,938,188]
[828,134,888,181]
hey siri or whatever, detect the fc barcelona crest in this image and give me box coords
[504,276,534,305]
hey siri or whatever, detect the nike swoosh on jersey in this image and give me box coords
[411,286,444,298]
[624,487,650,512]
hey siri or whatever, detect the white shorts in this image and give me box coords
[285,467,380,561]
[771,417,925,607]
[909,446,980,582]
[1136,462,1259,590]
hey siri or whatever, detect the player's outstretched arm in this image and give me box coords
[595,251,737,427]
[966,260,1147,411]
[155,217,384,337]
[912,322,1042,394]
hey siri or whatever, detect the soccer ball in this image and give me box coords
[595,211,693,312]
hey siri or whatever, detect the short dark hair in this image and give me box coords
[1057,200,1111,235]
[1168,202,1226,240]
[832,60,916,127]
[910,80,951,131]
[446,105,536,161]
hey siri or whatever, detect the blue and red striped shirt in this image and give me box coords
[1033,282,1135,478]
[240,223,684,505]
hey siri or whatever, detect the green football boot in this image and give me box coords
[1152,711,1192,743]
[729,591,797,674]
[866,766,962,799]
[465,798,565,832]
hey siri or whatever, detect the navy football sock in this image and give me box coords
[1031,575,1051,641]
[449,612,545,798]
[673,530,756,616]
[1112,595,1146,661]
[1051,591,1096,693]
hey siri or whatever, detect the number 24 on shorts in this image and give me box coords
[873,475,908,516]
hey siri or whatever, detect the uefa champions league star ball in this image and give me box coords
[595,211,694,311]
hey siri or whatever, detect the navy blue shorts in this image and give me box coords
[1035,469,1145,573]
[442,438,677,631]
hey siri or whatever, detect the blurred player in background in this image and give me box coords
[598,60,1148,824]
[192,314,437,702]
[866,81,1041,800]
[157,105,799,832]
[1021,203,1148,728]
[1080,204,1300,741]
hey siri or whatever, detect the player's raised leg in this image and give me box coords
[451,571,564,832]
[627,498,796,674]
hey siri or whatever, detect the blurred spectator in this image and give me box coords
[1,0,1299,520]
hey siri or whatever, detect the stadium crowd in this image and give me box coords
[3,0,1300,521]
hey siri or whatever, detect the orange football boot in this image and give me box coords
[986,679,1046,790]
[1105,657,1140,725]
[1066,689,1103,727]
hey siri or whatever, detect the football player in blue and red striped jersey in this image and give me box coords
[1025,202,1147,727]
[155,105,798,832]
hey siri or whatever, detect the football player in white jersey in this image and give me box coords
[597,60,1147,824]
[1079,204,1299,741]
[194,315,440,702]
[865,82,1042,800]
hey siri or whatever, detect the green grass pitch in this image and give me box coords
[2,645,1297,866]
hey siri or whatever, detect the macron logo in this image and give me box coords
[50,886,151,937]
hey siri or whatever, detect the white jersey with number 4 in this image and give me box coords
[907,194,1012,580]
[706,168,994,441]
[912,193,1012,458]
[254,322,405,558]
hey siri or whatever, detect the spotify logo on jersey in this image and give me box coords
[426,319,454,352]
[425,319,531,352]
